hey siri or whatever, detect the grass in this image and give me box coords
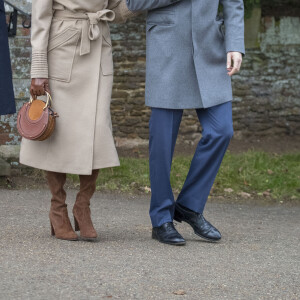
[214,151,300,200]
[68,151,300,201]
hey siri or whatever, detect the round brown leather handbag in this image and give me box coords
[17,92,59,141]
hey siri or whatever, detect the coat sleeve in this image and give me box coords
[108,0,141,24]
[30,0,53,79]
[220,0,245,55]
[126,0,181,12]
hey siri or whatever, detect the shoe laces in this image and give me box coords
[165,222,176,232]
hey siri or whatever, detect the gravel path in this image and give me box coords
[0,189,299,300]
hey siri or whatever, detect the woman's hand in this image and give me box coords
[30,78,50,98]
[227,52,243,76]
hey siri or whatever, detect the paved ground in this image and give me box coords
[0,189,299,300]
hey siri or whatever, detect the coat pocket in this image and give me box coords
[48,27,80,82]
[146,22,175,34]
[101,35,114,76]
[146,23,157,32]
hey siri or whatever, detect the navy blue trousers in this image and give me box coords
[149,102,233,227]
[0,0,16,116]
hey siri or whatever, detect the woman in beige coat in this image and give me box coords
[20,0,136,241]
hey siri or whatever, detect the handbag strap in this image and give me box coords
[30,91,53,110]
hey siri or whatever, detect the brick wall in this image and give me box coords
[1,6,300,146]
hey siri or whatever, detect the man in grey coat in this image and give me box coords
[126,0,244,245]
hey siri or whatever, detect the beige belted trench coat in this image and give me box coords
[20,0,135,175]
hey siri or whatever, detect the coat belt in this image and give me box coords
[53,9,115,56]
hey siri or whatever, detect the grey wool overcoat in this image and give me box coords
[126,0,245,109]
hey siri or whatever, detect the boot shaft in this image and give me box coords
[76,169,99,207]
[72,169,99,240]
[46,171,67,210]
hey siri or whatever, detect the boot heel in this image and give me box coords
[74,216,80,231]
[50,221,55,236]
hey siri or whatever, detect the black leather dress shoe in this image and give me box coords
[174,203,221,242]
[152,222,186,246]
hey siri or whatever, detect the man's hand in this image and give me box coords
[30,78,50,98]
[227,52,242,76]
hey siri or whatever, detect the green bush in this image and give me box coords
[244,0,261,18]
[219,0,261,18]
[244,0,300,18]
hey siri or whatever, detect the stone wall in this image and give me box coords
[1,2,300,148]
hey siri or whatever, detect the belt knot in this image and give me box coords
[86,10,115,41]
[52,9,115,56]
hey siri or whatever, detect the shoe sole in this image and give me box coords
[152,237,186,246]
[152,233,186,246]
[193,230,220,243]
[174,215,221,243]
[79,236,98,242]
[53,236,79,241]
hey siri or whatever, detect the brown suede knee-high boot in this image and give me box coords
[73,169,99,241]
[46,171,78,241]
